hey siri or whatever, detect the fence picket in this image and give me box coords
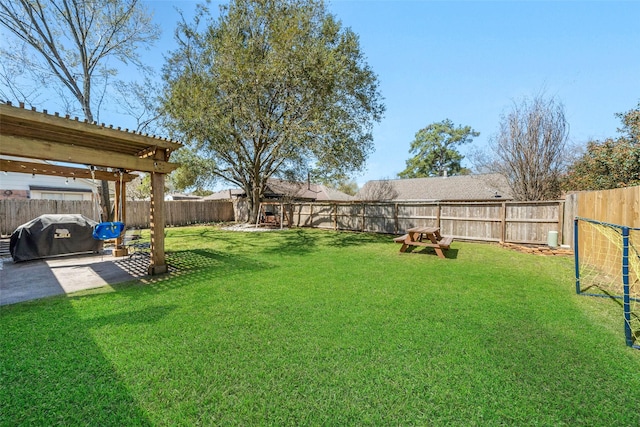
[0,200,235,235]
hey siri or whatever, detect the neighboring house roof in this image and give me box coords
[355,173,513,201]
[202,189,245,200]
[264,179,354,201]
[202,179,354,202]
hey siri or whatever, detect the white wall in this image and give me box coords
[0,171,97,200]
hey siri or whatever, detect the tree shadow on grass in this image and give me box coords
[81,304,179,329]
[261,229,318,255]
[322,230,393,247]
[165,226,394,257]
[402,247,460,259]
[246,228,394,256]
[0,299,158,425]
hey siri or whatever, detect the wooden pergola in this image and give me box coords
[0,101,182,275]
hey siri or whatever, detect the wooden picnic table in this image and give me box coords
[393,226,453,258]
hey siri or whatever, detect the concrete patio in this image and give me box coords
[0,250,150,306]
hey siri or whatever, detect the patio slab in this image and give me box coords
[0,251,148,306]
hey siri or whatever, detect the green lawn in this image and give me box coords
[1,226,639,426]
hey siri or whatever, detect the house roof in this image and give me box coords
[202,189,245,200]
[355,174,513,201]
[264,179,354,201]
[203,179,354,202]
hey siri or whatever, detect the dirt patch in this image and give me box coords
[501,242,573,256]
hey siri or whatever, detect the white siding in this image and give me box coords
[1,171,96,200]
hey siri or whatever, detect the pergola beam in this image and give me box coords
[0,159,138,182]
[1,102,180,152]
[0,135,177,174]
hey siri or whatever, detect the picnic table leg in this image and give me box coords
[399,243,409,253]
[434,247,446,259]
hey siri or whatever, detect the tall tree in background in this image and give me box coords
[336,179,359,196]
[0,0,159,220]
[489,94,569,201]
[168,147,218,194]
[399,119,478,178]
[563,102,640,191]
[162,0,384,221]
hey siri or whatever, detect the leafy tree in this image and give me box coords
[398,119,478,178]
[169,148,218,193]
[190,188,214,197]
[563,102,640,191]
[617,101,640,141]
[304,168,358,195]
[0,0,160,220]
[488,94,569,201]
[161,0,384,221]
[126,174,151,200]
[336,179,359,196]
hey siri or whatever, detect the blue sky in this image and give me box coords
[4,1,639,188]
[329,0,639,184]
[146,0,640,186]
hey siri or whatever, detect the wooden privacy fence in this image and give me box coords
[275,200,566,245]
[1,199,95,235]
[126,200,235,228]
[6,186,636,245]
[0,200,234,235]
[573,186,640,285]
[576,186,640,228]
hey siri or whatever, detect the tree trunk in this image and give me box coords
[100,180,112,221]
[84,111,113,221]
[249,186,261,224]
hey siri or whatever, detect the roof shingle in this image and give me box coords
[355,174,513,201]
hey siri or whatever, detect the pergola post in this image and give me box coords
[148,171,167,275]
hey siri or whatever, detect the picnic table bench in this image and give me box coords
[393,226,453,259]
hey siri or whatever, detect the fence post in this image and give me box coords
[280,202,284,229]
[394,203,398,234]
[557,200,564,245]
[361,202,366,232]
[333,203,337,230]
[436,203,441,228]
[500,202,507,243]
[574,218,580,294]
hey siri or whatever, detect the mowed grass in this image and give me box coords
[1,226,639,426]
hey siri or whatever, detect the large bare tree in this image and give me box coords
[489,94,569,201]
[356,179,398,201]
[0,0,159,220]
